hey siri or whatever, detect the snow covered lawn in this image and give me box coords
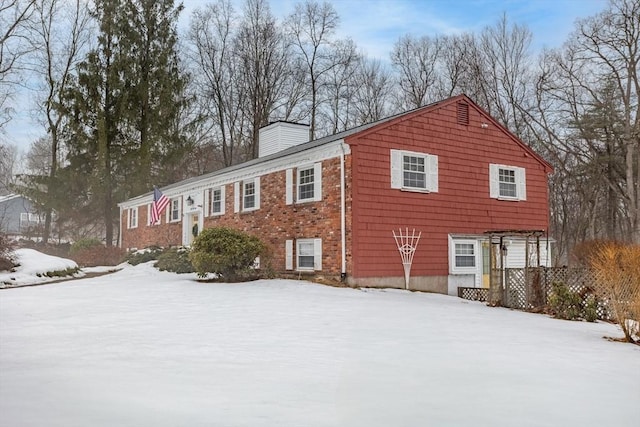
[0,248,81,287]
[1,262,638,426]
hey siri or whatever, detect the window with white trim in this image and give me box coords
[449,238,478,274]
[455,243,475,267]
[298,166,315,201]
[286,163,322,204]
[234,177,261,212]
[169,198,181,222]
[297,240,315,269]
[20,212,41,224]
[244,181,255,209]
[390,149,438,192]
[489,164,526,201]
[211,187,225,215]
[128,207,138,229]
[285,238,322,271]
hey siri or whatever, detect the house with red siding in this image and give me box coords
[118,94,553,295]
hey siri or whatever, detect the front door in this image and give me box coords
[187,213,199,246]
[482,241,490,288]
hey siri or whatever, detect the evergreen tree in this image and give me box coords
[117,0,191,195]
[59,0,189,245]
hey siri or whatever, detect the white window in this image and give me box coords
[211,186,225,216]
[128,207,138,229]
[168,198,181,222]
[297,240,315,270]
[455,243,475,267]
[244,181,255,209]
[390,149,438,192]
[449,238,478,274]
[298,166,315,201]
[20,213,41,224]
[234,177,261,212]
[286,163,322,205]
[489,164,526,201]
[285,238,322,271]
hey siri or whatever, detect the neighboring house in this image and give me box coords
[118,95,553,295]
[0,194,43,238]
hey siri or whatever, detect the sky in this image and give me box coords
[4,0,607,157]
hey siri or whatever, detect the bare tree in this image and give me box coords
[476,14,533,136]
[187,0,245,167]
[0,0,36,129]
[28,0,91,243]
[24,135,55,175]
[321,38,359,134]
[525,0,640,249]
[0,142,19,194]
[351,57,393,124]
[433,34,473,99]
[286,0,341,140]
[390,34,442,110]
[235,0,292,158]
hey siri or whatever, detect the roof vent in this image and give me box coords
[457,102,469,125]
[258,121,310,158]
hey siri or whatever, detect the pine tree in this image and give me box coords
[59,0,189,245]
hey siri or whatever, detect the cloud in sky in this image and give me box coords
[5,0,606,153]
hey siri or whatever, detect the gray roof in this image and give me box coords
[157,109,417,194]
[133,97,451,199]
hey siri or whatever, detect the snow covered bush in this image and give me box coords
[126,246,163,265]
[155,247,194,274]
[590,242,640,343]
[189,227,264,281]
[0,233,16,271]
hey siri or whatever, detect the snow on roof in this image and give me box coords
[0,194,22,203]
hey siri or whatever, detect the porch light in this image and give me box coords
[186,196,194,206]
[501,244,508,257]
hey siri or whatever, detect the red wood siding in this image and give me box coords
[347,97,550,279]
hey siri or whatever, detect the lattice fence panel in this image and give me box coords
[458,287,489,302]
[459,267,612,320]
[505,269,527,309]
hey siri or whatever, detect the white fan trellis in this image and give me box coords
[392,228,422,290]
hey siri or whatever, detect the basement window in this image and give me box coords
[449,237,478,275]
[285,238,322,271]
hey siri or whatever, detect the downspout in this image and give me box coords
[118,205,122,249]
[340,142,347,281]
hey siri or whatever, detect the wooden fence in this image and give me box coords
[459,267,611,320]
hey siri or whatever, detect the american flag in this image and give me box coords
[150,187,169,225]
